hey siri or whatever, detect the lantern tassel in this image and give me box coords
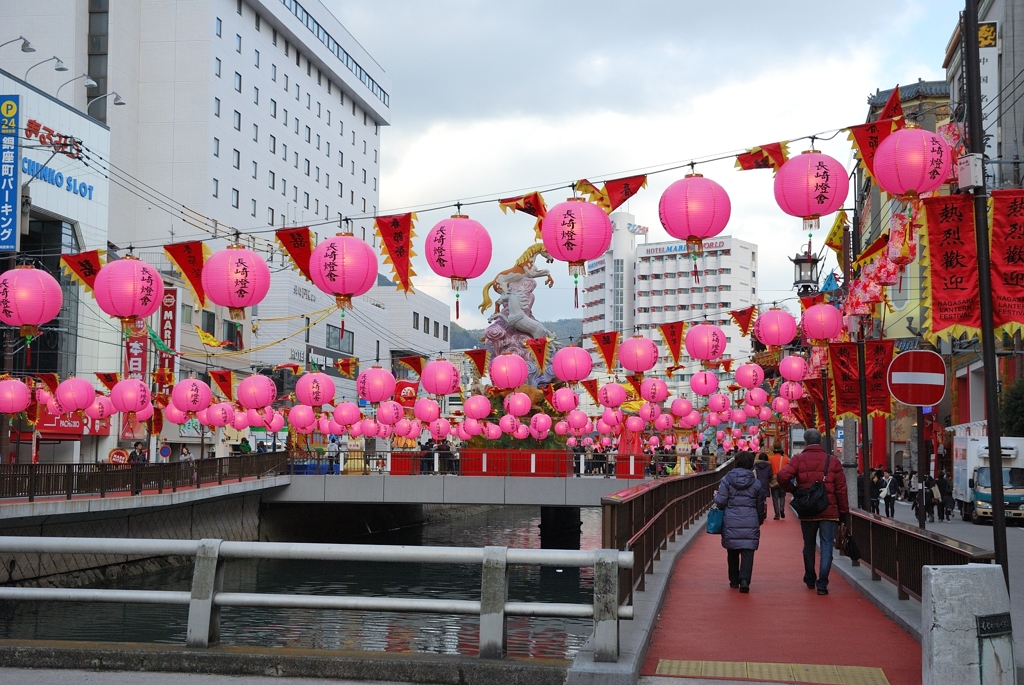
[24,336,31,367]
[574,284,579,308]
[456,297,460,319]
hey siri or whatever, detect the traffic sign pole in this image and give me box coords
[916,406,926,530]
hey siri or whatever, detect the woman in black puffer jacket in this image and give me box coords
[713,451,767,593]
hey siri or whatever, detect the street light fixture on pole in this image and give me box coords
[55,73,98,99]
[24,56,68,82]
[86,92,125,116]
[0,37,35,53]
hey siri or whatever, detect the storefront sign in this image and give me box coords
[0,96,19,251]
[123,319,148,382]
[154,289,179,395]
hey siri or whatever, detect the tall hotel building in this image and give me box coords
[581,213,758,402]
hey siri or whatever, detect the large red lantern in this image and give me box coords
[541,199,613,275]
[618,336,659,374]
[424,214,492,317]
[685,324,726,361]
[295,372,335,407]
[489,354,528,389]
[872,125,951,199]
[202,244,271,319]
[421,359,461,396]
[357,366,396,403]
[802,304,844,342]
[658,174,731,244]
[552,346,593,384]
[0,266,63,338]
[774,151,849,230]
[93,256,164,327]
[753,309,797,347]
[309,233,378,309]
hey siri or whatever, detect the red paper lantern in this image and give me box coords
[658,174,731,243]
[0,266,63,338]
[93,256,164,326]
[421,359,461,396]
[872,125,951,199]
[202,244,271,319]
[685,324,726,361]
[754,309,797,347]
[735,363,765,390]
[802,304,844,341]
[541,198,613,275]
[357,366,396,403]
[489,354,528,390]
[774,151,849,230]
[295,372,336,407]
[618,336,659,374]
[0,379,31,414]
[552,346,593,383]
[172,378,213,414]
[309,233,378,309]
[237,374,277,410]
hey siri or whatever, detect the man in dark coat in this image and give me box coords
[713,451,767,593]
[777,429,850,595]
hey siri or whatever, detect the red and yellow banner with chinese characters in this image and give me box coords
[657,321,685,366]
[462,349,489,379]
[920,194,982,343]
[164,241,210,306]
[209,369,234,401]
[374,213,417,294]
[989,189,1024,336]
[827,341,894,421]
[590,331,619,374]
[275,227,314,283]
[60,250,104,292]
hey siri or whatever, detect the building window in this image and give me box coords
[212,178,219,197]
[443,325,448,342]
[271,64,277,81]
[214,58,221,77]
[267,207,274,225]
[373,177,376,191]
[255,13,260,31]
[326,324,354,353]
[304,159,310,176]
[180,303,193,325]
[254,49,260,67]
[236,0,241,15]
[268,170,275,188]
[412,312,419,329]
[233,111,241,130]
[269,135,276,153]
[316,134,321,150]
[270,99,276,117]
[304,126,311,142]
[215,18,222,36]
[294,117,299,134]
[433,321,439,338]
[253,87,259,104]
[315,166,320,182]
[235,34,241,52]
[361,198,366,212]
[293,151,297,168]
[234,72,241,92]
[251,160,257,178]
[303,192,309,209]
[232,149,240,169]
[294,83,299,100]
[284,73,288,91]
[338,181,343,197]
[214,97,220,116]
[361,168,366,183]
[250,198,256,216]
[202,310,217,336]
[213,138,219,157]
[338,151,343,166]
[423,316,430,333]
[253,124,258,141]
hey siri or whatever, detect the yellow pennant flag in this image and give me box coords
[824,210,848,257]
[195,325,228,348]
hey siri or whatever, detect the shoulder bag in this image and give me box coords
[791,455,831,518]
[706,505,724,535]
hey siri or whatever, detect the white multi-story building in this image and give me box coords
[581,212,758,401]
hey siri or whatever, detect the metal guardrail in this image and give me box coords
[601,459,733,605]
[0,453,287,502]
[0,536,634,663]
[847,511,995,601]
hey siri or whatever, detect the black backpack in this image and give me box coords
[791,454,831,518]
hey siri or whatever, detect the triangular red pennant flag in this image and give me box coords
[61,250,104,292]
[880,86,904,124]
[721,359,734,374]
[209,369,234,401]
[274,362,304,376]
[657,321,686,366]
[94,372,120,391]
[590,331,620,374]
[540,384,555,409]
[626,374,643,400]
[735,142,789,172]
[334,357,359,379]
[34,373,59,394]
[524,338,551,371]
[600,175,648,213]
[498,191,547,240]
[729,306,758,337]
[164,241,210,306]
[800,293,828,312]
[463,349,489,378]
[374,213,417,294]
[275,227,315,283]
[397,356,425,377]
[580,379,600,405]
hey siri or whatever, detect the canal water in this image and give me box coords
[0,506,603,659]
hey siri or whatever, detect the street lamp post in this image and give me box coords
[55,73,97,99]
[0,37,35,53]
[23,56,67,82]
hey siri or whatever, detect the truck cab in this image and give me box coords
[953,436,1024,524]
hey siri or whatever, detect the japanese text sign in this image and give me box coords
[0,96,19,251]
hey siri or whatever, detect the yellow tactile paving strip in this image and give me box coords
[656,659,890,684]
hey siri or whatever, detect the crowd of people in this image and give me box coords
[858,466,955,522]
[416,438,459,474]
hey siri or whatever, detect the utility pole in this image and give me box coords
[964,0,1010,586]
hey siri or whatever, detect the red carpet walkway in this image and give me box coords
[642,511,921,684]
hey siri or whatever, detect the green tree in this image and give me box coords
[1000,378,1024,436]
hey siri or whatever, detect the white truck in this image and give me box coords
[952,435,1024,524]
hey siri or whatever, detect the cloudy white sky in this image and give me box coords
[324,0,963,328]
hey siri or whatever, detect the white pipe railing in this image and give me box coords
[0,536,634,663]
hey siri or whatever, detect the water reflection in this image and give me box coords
[0,506,603,659]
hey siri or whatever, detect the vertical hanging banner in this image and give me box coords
[921,194,982,343]
[274,227,315,283]
[153,288,179,397]
[524,337,551,370]
[989,189,1024,335]
[164,242,210,306]
[60,250,104,292]
[0,96,19,251]
[865,340,895,416]
[123,319,148,382]
[462,349,489,379]
[657,321,686,366]
[590,331,620,374]
[847,120,896,180]
[209,369,234,401]
[499,191,547,240]
[827,340,895,420]
[374,213,417,294]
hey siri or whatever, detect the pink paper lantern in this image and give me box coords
[654,414,673,431]
[744,403,759,418]
[289,405,317,429]
[134,403,154,421]
[552,387,579,413]
[774,151,849,229]
[503,392,532,417]
[295,372,336,407]
[671,398,693,417]
[567,409,589,430]
[357,366,396,403]
[640,378,668,403]
[308,233,378,309]
[648,436,660,447]
[530,413,552,432]
[464,394,492,420]
[664,435,675,446]
[489,354,528,390]
[246,407,273,429]
[624,416,645,432]
[707,393,730,413]
[872,126,951,199]
[268,410,287,432]
[0,266,63,337]
[348,421,363,438]
[55,378,96,413]
[772,397,791,413]
[232,411,249,431]
[421,359,461,396]
[464,417,483,436]
[318,415,331,434]
[499,414,520,434]
[754,309,797,347]
[163,403,187,424]
[723,439,733,451]
[378,423,393,439]
[746,388,769,406]
[598,383,627,408]
[735,363,765,390]
[658,174,731,242]
[731,409,747,424]
[237,374,277,410]
[802,304,844,341]
[36,389,51,405]
[202,245,271,317]
[554,420,569,436]
[602,408,622,426]
[639,402,661,422]
[84,395,114,421]
[707,413,721,427]
[414,398,440,423]
[484,422,502,440]
[601,437,612,447]
[748,424,760,436]
[779,355,810,381]
[357,418,378,437]
[424,215,492,290]
[618,336,659,374]
[597,419,611,434]
[334,402,361,426]
[690,371,719,396]
[716,430,726,442]
[732,428,743,439]
[718,410,732,422]
[686,410,702,426]
[377,400,403,425]
[0,379,30,414]
[206,402,233,427]
[93,257,164,325]
[737,439,748,451]
[395,418,412,437]
[685,324,726,361]
[540,199,613,274]
[172,378,213,414]
[566,437,578,447]
[552,346,593,383]
[110,379,150,414]
[780,381,804,401]
[513,424,530,440]
[456,423,471,442]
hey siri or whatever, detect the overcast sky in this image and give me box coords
[324,0,963,329]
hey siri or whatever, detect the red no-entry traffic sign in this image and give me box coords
[886,350,947,407]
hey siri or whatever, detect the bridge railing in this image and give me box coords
[0,452,287,502]
[0,536,634,663]
[601,459,733,605]
[846,511,994,601]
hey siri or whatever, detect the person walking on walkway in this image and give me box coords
[869,469,882,514]
[754,453,773,522]
[881,469,896,518]
[776,429,850,595]
[768,445,789,520]
[712,451,766,594]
